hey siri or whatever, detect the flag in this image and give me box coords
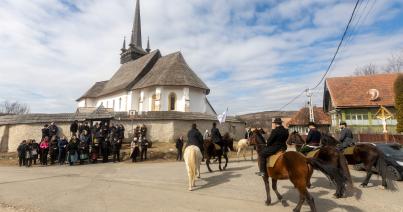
[217,108,228,124]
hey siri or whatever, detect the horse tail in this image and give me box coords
[307,157,347,194]
[376,149,397,190]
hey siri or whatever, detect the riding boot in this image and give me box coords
[256,155,267,176]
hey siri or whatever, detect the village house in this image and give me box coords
[288,106,331,135]
[323,73,399,134]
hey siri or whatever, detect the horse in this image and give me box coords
[286,131,305,152]
[203,132,235,172]
[287,132,353,196]
[236,139,251,161]
[184,145,203,191]
[250,131,347,212]
[321,134,395,190]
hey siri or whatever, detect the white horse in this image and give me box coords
[184,145,203,191]
[236,139,254,161]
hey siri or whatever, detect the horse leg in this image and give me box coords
[206,156,213,172]
[272,178,283,201]
[218,155,222,171]
[263,175,272,205]
[293,187,307,212]
[307,165,313,189]
[361,162,374,187]
[305,191,317,212]
[223,153,228,170]
[251,148,254,161]
[237,149,240,162]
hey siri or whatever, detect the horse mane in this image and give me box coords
[321,133,340,146]
[287,131,305,145]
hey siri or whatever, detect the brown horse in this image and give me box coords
[287,132,353,197]
[250,131,347,212]
[203,133,235,172]
[321,134,395,189]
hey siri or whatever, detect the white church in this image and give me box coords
[77,0,216,115]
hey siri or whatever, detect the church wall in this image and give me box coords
[95,91,129,112]
[160,86,186,112]
[189,87,209,114]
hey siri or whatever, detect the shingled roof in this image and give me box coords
[288,107,331,126]
[132,52,210,93]
[78,50,210,100]
[325,73,398,108]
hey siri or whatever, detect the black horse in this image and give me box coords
[321,134,395,189]
[203,133,235,172]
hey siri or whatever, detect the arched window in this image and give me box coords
[151,94,157,111]
[168,93,176,111]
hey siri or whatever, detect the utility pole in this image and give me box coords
[306,89,314,122]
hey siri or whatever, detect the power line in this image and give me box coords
[277,0,361,111]
[310,0,361,90]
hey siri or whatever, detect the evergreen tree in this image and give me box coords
[395,74,403,133]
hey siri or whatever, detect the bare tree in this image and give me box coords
[384,51,403,73]
[0,101,30,115]
[354,63,377,76]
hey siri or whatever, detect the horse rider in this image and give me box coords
[300,122,321,154]
[337,122,354,151]
[256,117,289,177]
[211,122,225,151]
[186,123,204,154]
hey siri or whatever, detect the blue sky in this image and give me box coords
[0,0,402,115]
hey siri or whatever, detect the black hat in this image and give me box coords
[308,122,316,127]
[273,117,283,124]
[340,122,347,126]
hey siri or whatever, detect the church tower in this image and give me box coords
[120,0,148,64]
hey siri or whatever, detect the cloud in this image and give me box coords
[0,0,402,115]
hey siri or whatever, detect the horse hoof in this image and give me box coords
[333,193,342,199]
[359,184,367,188]
[265,200,271,205]
[293,208,300,212]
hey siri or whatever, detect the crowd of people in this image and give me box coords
[17,121,128,167]
[129,124,150,162]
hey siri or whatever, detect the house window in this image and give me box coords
[119,98,122,110]
[346,113,369,125]
[168,93,176,111]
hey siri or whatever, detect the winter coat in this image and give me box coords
[267,126,289,150]
[187,128,204,151]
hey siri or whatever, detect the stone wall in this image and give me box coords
[2,120,245,152]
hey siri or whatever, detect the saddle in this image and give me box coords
[343,146,355,155]
[214,143,221,150]
[306,149,320,158]
[266,151,285,168]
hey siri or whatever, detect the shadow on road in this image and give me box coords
[196,165,253,190]
[311,176,363,200]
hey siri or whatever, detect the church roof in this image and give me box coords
[78,50,210,100]
[132,51,210,93]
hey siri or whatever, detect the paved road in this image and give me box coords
[0,160,402,212]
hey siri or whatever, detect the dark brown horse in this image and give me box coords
[203,133,235,172]
[321,134,395,189]
[250,131,347,212]
[287,132,353,197]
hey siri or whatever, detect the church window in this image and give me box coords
[152,94,157,111]
[168,93,176,111]
[119,98,122,110]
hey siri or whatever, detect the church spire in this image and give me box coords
[130,0,142,48]
[146,36,151,53]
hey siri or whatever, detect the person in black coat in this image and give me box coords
[31,139,39,165]
[58,136,68,165]
[211,122,224,149]
[49,122,58,137]
[17,140,27,167]
[256,118,289,176]
[111,137,121,163]
[338,122,354,151]
[186,123,204,153]
[41,124,49,139]
[176,136,184,161]
[300,122,322,154]
[66,138,78,166]
[140,136,149,161]
[70,120,79,137]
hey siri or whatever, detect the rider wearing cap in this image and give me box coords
[338,122,354,151]
[256,117,289,177]
[300,122,321,154]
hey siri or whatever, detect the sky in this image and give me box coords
[0,0,402,115]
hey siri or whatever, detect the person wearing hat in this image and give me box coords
[256,117,289,176]
[300,122,321,154]
[211,122,224,151]
[186,123,204,154]
[338,122,354,151]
